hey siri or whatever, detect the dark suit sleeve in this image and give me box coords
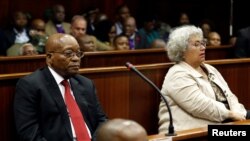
[14,78,47,141]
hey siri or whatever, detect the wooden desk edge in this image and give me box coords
[1,58,250,80]
[148,127,207,141]
[148,120,250,141]
[0,44,233,61]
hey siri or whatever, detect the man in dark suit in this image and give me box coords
[14,33,107,141]
[234,26,250,58]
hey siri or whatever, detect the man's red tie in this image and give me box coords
[61,80,91,141]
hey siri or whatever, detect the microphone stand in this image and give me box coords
[125,62,176,136]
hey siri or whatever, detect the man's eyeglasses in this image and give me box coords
[49,50,84,58]
[190,40,207,48]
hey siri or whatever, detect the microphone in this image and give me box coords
[125,62,176,136]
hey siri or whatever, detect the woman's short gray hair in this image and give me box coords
[166,25,203,62]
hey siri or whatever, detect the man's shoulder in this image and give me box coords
[45,20,53,26]
[15,67,47,88]
[22,67,47,80]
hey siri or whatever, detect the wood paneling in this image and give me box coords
[0,45,233,74]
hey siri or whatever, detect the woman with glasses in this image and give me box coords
[158,25,250,134]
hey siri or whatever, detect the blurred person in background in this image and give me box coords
[114,4,130,35]
[45,4,71,36]
[77,34,97,52]
[113,34,129,50]
[2,11,31,56]
[207,31,221,46]
[70,15,113,51]
[30,18,48,53]
[19,43,38,56]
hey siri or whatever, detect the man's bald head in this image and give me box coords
[31,18,45,30]
[96,118,148,141]
[123,16,137,37]
[45,33,78,53]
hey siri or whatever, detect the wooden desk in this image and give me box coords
[0,45,233,74]
[148,120,250,141]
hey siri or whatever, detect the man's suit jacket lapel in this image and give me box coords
[42,67,73,138]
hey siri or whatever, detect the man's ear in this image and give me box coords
[46,53,52,58]
[46,53,52,65]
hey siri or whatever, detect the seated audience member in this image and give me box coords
[150,39,166,48]
[96,118,148,141]
[45,4,71,36]
[113,35,129,50]
[70,15,113,51]
[77,35,97,52]
[171,12,191,31]
[234,26,250,58]
[3,11,31,56]
[14,33,108,141]
[175,12,191,28]
[154,20,171,42]
[114,4,131,35]
[199,19,214,42]
[94,19,116,47]
[158,25,250,134]
[137,15,160,49]
[178,12,190,25]
[70,15,87,38]
[83,6,100,35]
[30,18,48,53]
[207,31,221,46]
[229,36,237,46]
[19,43,38,56]
[122,16,140,50]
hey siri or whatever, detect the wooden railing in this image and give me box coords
[0,45,233,74]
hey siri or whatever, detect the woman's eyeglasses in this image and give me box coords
[190,40,207,48]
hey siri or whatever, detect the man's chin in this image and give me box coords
[68,69,79,75]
